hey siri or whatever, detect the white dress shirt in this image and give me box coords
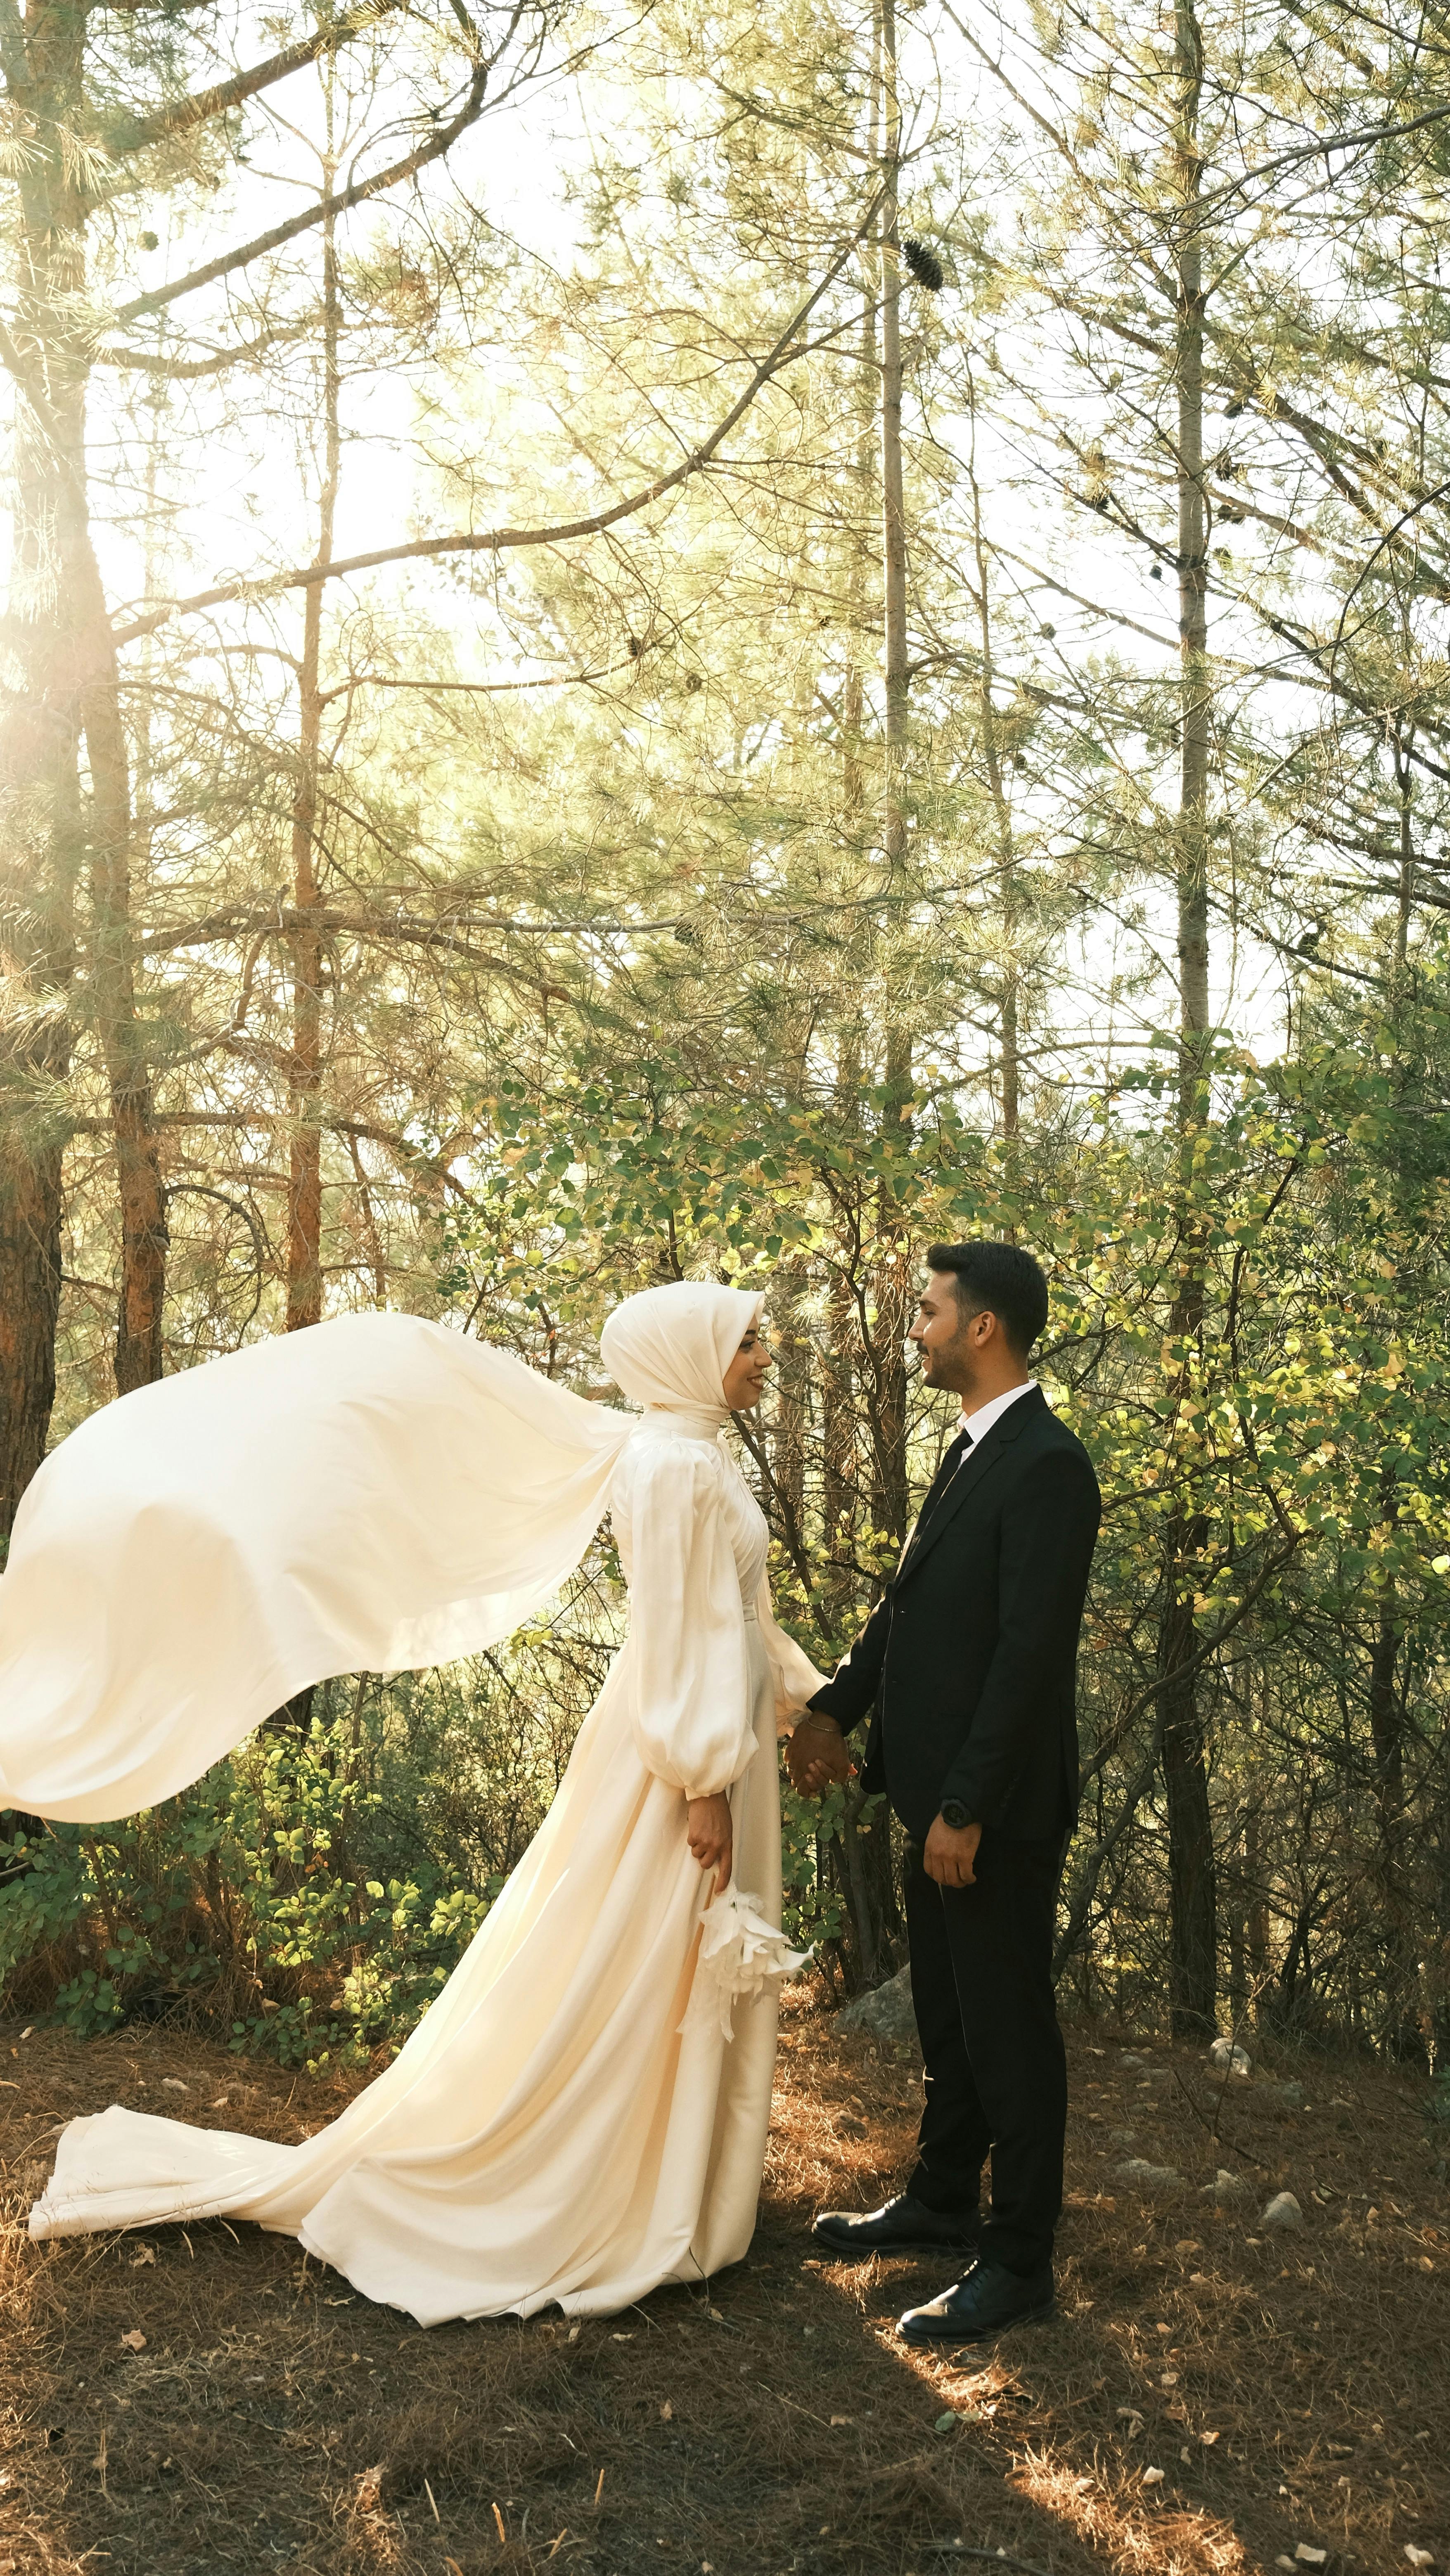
[958,1378,1038,1447]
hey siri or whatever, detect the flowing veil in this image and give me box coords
[0,1313,633,1824]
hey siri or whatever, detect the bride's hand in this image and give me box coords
[687,1792,733,1894]
[784,1714,852,1798]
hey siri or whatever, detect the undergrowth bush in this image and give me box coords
[0,1538,864,2067]
[0,1563,621,2069]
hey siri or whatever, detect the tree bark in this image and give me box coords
[880,0,908,884]
[1367,1474,1417,2050]
[0,6,80,1507]
[824,103,877,1584]
[1158,1554,1216,2033]
[1392,723,1414,978]
[822,1032,862,1574]
[286,175,342,1331]
[1159,0,1218,2041]
[0,0,87,1528]
[1244,1791,1268,2016]
[872,0,911,1547]
[2,0,168,1423]
[80,535,169,1394]
[965,425,1020,1147]
[0,668,76,1535]
[0,1110,67,1542]
[772,1263,808,1537]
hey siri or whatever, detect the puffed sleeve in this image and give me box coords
[624,1441,757,1798]
[754,1576,829,1733]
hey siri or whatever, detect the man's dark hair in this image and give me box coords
[926,1240,1049,1358]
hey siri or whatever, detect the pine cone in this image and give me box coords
[902,235,946,292]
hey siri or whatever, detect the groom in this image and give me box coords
[788,1240,1100,2344]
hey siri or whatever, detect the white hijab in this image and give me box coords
[600,1281,763,1434]
[0,1288,766,1825]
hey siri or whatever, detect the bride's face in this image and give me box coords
[721,1324,771,1411]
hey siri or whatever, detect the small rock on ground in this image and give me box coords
[1201,2167,1251,2201]
[1262,2190,1304,2231]
[1115,2157,1184,2192]
[834,1963,915,2044]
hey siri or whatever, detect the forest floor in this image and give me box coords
[0,2001,1446,2576]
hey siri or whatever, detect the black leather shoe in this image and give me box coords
[897,2258,1054,2344]
[812,2192,981,2260]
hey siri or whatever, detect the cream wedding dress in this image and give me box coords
[12,1285,825,2324]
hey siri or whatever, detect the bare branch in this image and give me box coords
[109,0,408,159]
[97,316,315,378]
[137,902,520,977]
[1193,98,1450,223]
[113,217,881,643]
[112,38,504,325]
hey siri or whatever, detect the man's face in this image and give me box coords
[908,1272,977,1392]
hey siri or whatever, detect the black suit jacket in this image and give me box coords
[810,1387,1102,1843]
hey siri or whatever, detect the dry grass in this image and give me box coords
[0,2001,1445,2576]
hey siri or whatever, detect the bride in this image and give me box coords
[3,1280,827,2324]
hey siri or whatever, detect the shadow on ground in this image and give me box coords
[1,2003,1445,2574]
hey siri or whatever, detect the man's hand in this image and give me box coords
[784,1714,853,1798]
[923,1813,982,1889]
[687,1792,733,1894]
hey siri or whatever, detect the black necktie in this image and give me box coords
[901,1428,974,1567]
[927,1426,971,1503]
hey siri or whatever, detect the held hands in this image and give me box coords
[687,1792,733,1894]
[923,1813,982,1889]
[784,1714,853,1798]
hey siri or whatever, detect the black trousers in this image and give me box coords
[904,1829,1067,2277]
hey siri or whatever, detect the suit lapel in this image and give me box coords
[895,1387,1046,1586]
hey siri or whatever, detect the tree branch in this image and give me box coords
[1193,98,1450,223]
[112,217,880,642]
[70,1107,472,1193]
[109,0,408,159]
[137,902,522,976]
[96,316,315,378]
[112,32,507,325]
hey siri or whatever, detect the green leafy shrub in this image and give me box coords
[0,1574,619,2068]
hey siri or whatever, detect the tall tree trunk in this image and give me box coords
[964,426,1020,1148]
[822,1032,861,1579]
[879,0,907,905]
[841,62,879,850]
[0,0,86,1532]
[0,672,76,1536]
[772,1262,808,1537]
[1367,1473,1417,2050]
[825,94,878,1587]
[1159,0,1218,2040]
[287,178,342,1332]
[1159,1567,1215,2031]
[1226,1807,1248,2021]
[872,0,911,1547]
[81,535,169,1394]
[1367,1597,1409,2022]
[1,0,167,1423]
[1391,721,1414,979]
[1244,1791,1268,2017]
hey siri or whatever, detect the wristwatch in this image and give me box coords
[939,1798,976,1833]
